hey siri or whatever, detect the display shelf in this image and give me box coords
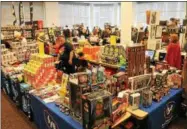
[88,60,120,69]
[1,28,35,40]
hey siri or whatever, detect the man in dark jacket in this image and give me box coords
[58,36,75,74]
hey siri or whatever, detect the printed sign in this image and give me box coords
[162,101,176,128]
[22,96,28,112]
[44,110,59,129]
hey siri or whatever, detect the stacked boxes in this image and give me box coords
[10,41,38,62]
[27,41,39,54]
[1,44,17,65]
[82,46,101,61]
[126,45,145,77]
[100,45,126,65]
[24,54,56,89]
[69,72,91,122]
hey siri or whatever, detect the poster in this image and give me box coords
[150,11,160,25]
[149,25,156,39]
[147,39,161,50]
[155,25,163,39]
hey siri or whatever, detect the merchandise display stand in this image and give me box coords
[88,60,120,69]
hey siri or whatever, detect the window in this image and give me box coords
[58,2,121,29]
[92,3,121,29]
[59,2,90,29]
[133,2,186,26]
[1,2,45,26]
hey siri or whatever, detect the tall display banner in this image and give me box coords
[19,2,24,26]
[30,2,33,24]
[147,11,162,50]
[12,2,17,25]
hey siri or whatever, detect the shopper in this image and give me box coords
[53,36,64,54]
[166,34,182,69]
[184,36,187,53]
[85,27,90,39]
[1,34,11,49]
[184,42,187,53]
[58,36,75,74]
[75,52,89,72]
[20,34,27,48]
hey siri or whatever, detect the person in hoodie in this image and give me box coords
[166,34,182,69]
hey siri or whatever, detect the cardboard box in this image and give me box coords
[69,82,91,122]
[129,93,140,110]
[82,90,112,129]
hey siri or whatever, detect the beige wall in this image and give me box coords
[44,2,60,27]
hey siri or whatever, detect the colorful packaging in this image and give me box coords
[129,93,140,110]
[82,90,112,129]
[142,90,153,108]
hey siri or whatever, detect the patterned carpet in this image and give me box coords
[1,91,187,129]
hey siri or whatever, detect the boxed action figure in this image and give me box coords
[69,81,91,122]
[82,90,112,129]
[167,73,182,88]
[104,75,117,96]
[113,72,128,92]
[142,90,153,107]
[128,74,152,92]
[100,45,126,66]
[129,93,140,110]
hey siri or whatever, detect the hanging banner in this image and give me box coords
[19,2,24,26]
[30,2,33,24]
[12,2,17,25]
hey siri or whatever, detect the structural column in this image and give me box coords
[120,2,133,45]
[44,2,60,27]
